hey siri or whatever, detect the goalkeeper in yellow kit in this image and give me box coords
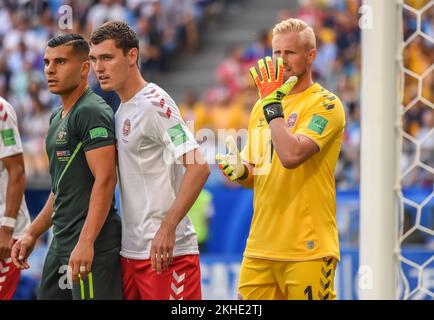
[216,18,345,300]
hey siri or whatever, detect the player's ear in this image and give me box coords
[81,60,90,76]
[307,48,316,64]
[128,48,139,67]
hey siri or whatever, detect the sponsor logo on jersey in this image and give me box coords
[56,150,71,162]
[257,117,265,128]
[286,112,298,129]
[123,119,131,137]
[307,114,328,135]
[56,127,68,145]
[322,100,335,110]
[1,128,15,146]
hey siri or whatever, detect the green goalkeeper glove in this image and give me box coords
[249,56,298,123]
[215,136,247,182]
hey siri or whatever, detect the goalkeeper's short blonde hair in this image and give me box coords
[272,18,316,50]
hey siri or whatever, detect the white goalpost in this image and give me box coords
[360,0,434,300]
[359,0,402,300]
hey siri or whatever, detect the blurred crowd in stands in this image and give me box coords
[0,0,432,189]
[179,0,434,190]
[0,0,223,178]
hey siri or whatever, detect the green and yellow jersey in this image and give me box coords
[46,88,121,256]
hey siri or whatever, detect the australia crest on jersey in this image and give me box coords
[55,126,68,145]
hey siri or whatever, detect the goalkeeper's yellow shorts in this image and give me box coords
[237,256,337,300]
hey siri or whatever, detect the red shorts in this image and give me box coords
[0,257,21,300]
[121,254,201,300]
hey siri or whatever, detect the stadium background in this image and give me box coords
[0,0,432,299]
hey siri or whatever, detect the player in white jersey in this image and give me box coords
[89,21,210,300]
[0,96,31,299]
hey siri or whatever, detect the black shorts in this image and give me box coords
[37,246,123,300]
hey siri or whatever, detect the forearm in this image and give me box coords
[27,192,54,238]
[78,177,116,244]
[269,118,304,168]
[163,164,210,229]
[4,165,25,220]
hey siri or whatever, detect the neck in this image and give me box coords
[61,81,88,114]
[117,68,148,102]
[288,72,314,95]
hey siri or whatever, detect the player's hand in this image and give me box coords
[150,221,176,274]
[68,240,94,283]
[0,226,14,261]
[11,233,36,270]
[250,56,298,123]
[216,136,246,181]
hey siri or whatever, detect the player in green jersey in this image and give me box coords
[11,34,122,300]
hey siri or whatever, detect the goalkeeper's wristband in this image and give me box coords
[263,102,284,124]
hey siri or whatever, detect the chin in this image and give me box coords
[48,87,61,94]
[99,83,113,92]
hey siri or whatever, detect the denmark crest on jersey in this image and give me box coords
[123,118,131,137]
[286,112,298,129]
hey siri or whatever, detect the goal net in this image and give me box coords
[397,0,433,300]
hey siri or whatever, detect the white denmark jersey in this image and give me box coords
[115,83,200,259]
[0,97,31,239]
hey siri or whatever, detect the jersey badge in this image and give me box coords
[89,127,108,139]
[286,112,298,129]
[56,150,71,162]
[307,114,328,135]
[1,128,15,146]
[56,126,68,145]
[168,124,187,146]
[123,119,131,137]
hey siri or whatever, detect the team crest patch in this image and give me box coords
[123,119,131,137]
[56,127,68,144]
[286,112,298,129]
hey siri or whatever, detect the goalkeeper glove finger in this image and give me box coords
[250,56,298,123]
[215,136,246,182]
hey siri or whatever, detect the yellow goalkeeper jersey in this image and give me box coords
[241,82,345,261]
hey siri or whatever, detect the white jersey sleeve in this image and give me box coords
[0,98,23,159]
[116,84,200,259]
[139,89,199,161]
[0,96,31,239]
